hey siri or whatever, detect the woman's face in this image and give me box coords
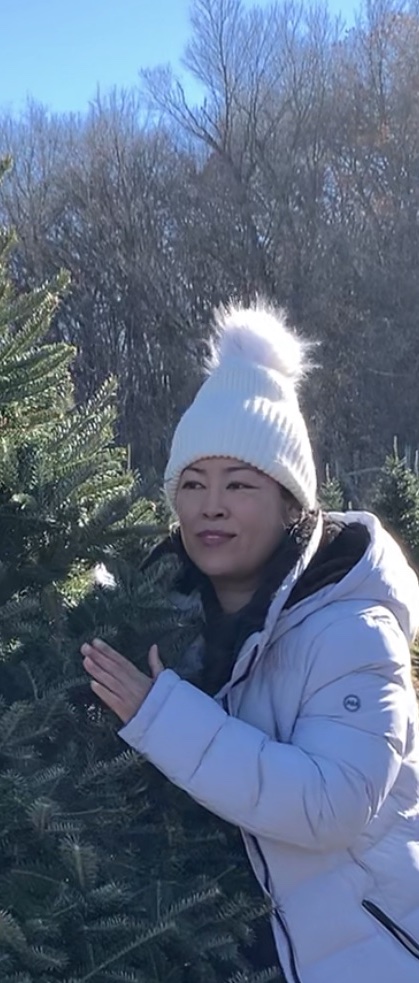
[175,457,298,612]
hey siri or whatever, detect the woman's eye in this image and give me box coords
[228,482,254,490]
[180,480,256,491]
[181,480,203,490]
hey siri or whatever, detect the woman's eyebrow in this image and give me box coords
[181,465,258,476]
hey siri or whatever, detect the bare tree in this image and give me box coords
[1,0,419,493]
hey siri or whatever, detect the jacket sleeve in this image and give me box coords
[119,611,411,850]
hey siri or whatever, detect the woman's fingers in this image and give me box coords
[82,654,127,698]
[81,639,155,724]
[81,640,138,682]
[89,679,127,719]
[148,644,164,679]
[91,638,122,660]
[84,638,129,667]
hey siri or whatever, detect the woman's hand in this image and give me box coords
[81,638,164,724]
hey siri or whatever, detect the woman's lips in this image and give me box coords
[197,531,236,546]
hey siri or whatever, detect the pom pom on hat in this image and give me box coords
[164,298,318,512]
[207,300,314,385]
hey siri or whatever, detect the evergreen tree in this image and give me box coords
[0,187,280,982]
[371,441,419,571]
[318,465,345,511]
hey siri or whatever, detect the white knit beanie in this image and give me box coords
[164,300,317,512]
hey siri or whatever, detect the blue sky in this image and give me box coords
[1,0,358,116]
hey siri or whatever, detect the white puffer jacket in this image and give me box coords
[120,512,419,983]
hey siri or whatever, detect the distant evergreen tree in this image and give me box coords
[371,440,419,571]
[318,465,345,511]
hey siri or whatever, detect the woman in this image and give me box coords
[82,301,419,983]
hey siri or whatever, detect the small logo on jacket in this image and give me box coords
[343,694,361,712]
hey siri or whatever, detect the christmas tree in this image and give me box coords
[0,173,281,982]
[371,439,419,571]
[318,465,345,512]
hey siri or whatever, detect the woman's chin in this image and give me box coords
[194,553,238,580]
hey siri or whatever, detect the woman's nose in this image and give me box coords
[202,489,228,518]
[203,505,227,518]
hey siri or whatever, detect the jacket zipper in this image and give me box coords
[363,900,419,960]
[222,683,302,983]
[251,834,302,983]
[228,644,259,693]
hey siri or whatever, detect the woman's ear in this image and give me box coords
[281,488,303,528]
[288,506,302,527]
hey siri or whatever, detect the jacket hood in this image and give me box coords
[274,510,419,644]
